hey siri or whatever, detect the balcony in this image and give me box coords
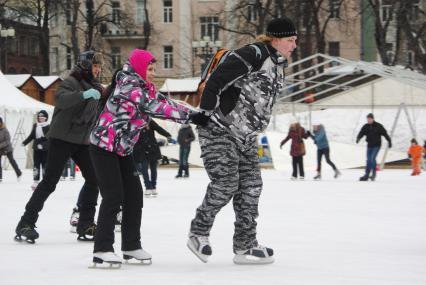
[100,24,146,41]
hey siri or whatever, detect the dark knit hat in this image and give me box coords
[37,110,48,120]
[0,117,3,124]
[266,17,297,38]
[367,113,374,119]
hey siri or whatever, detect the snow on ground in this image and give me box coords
[1,168,426,285]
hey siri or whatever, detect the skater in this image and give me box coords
[176,123,195,178]
[61,158,76,180]
[407,138,424,176]
[89,49,192,266]
[280,122,309,180]
[14,50,103,244]
[133,120,172,197]
[187,17,297,264]
[22,110,50,190]
[356,113,392,181]
[307,124,341,180]
[0,117,22,182]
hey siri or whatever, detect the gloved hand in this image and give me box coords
[279,142,284,149]
[356,139,360,144]
[189,112,210,127]
[167,137,173,143]
[82,88,101,100]
[388,141,392,148]
[306,131,312,137]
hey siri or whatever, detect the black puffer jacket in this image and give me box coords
[23,123,50,151]
[357,121,391,148]
[48,66,103,145]
[133,120,171,162]
[200,42,286,145]
[177,124,195,147]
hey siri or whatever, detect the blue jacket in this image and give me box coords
[312,125,329,150]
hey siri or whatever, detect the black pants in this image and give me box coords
[317,148,337,172]
[292,156,304,178]
[0,151,22,179]
[21,139,99,230]
[33,150,48,181]
[90,146,143,253]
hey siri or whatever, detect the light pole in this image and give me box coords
[0,24,16,72]
[192,36,222,76]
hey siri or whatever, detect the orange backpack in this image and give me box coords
[196,48,230,99]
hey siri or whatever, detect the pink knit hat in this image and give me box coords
[128,49,156,81]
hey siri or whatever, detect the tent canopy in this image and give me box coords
[0,71,53,113]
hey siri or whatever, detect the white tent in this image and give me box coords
[0,71,53,169]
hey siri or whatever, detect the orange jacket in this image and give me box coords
[408,145,424,160]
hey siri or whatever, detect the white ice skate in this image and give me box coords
[299,176,305,180]
[31,182,39,191]
[290,176,297,181]
[122,249,152,265]
[89,252,122,269]
[144,189,153,197]
[69,207,79,233]
[233,245,274,265]
[151,189,158,197]
[187,234,212,263]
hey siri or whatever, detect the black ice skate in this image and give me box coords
[89,252,122,269]
[77,223,96,241]
[334,169,342,179]
[233,245,274,265]
[123,249,152,265]
[359,175,369,181]
[15,220,39,244]
[313,173,322,180]
[187,234,212,263]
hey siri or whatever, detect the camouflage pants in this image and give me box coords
[190,123,262,252]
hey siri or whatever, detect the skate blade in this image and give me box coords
[233,254,274,265]
[88,262,122,269]
[77,235,95,242]
[186,240,208,263]
[123,258,152,265]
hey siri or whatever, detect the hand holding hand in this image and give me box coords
[82,88,101,100]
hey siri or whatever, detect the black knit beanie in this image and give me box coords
[38,110,48,120]
[367,113,374,119]
[266,17,297,38]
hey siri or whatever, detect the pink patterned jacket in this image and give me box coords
[90,64,191,156]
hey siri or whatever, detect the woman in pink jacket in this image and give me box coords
[89,49,191,267]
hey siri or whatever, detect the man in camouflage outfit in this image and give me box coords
[187,17,298,264]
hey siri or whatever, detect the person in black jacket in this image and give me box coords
[133,120,172,197]
[22,110,50,190]
[176,123,195,178]
[356,113,392,181]
[14,51,103,244]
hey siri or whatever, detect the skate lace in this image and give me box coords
[198,236,210,245]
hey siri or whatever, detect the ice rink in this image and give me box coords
[1,168,425,285]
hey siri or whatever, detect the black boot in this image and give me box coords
[77,223,96,241]
[176,166,183,178]
[370,169,377,181]
[184,165,189,178]
[359,175,369,181]
[15,220,39,244]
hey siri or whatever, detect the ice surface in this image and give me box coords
[1,168,425,285]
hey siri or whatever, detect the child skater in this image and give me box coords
[187,17,297,265]
[407,138,424,176]
[89,49,192,267]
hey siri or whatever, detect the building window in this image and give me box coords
[381,0,393,22]
[52,47,59,73]
[111,46,121,69]
[65,1,72,25]
[112,1,121,24]
[164,46,173,69]
[385,42,394,63]
[136,0,146,25]
[247,1,257,22]
[66,47,72,69]
[19,37,27,56]
[410,0,421,21]
[407,50,415,66]
[329,0,340,19]
[164,0,173,23]
[329,41,340,57]
[200,16,219,41]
